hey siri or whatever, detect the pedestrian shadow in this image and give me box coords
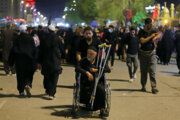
[112,88,152,93]
[0,93,50,100]
[0,73,6,76]
[57,85,74,89]
[61,64,74,67]
[0,93,25,98]
[42,105,106,119]
[107,79,129,82]
[160,71,179,76]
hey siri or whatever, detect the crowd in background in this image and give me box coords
[0,22,179,96]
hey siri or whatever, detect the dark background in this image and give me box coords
[36,0,179,18]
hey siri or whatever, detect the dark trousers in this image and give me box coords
[109,46,116,66]
[139,51,157,88]
[3,60,16,74]
[16,72,34,93]
[177,56,180,71]
[44,73,59,96]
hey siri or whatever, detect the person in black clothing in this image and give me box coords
[117,27,126,60]
[76,46,111,117]
[103,25,118,69]
[161,29,175,65]
[76,26,101,85]
[2,24,16,75]
[138,18,161,94]
[70,28,84,65]
[37,25,45,42]
[175,25,180,74]
[38,25,65,100]
[9,25,36,97]
[124,27,140,82]
[77,26,101,63]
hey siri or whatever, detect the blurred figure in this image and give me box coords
[38,25,65,100]
[9,25,36,97]
[175,25,180,74]
[70,27,84,65]
[117,27,125,60]
[161,27,175,65]
[58,30,67,64]
[2,23,16,76]
[103,25,118,69]
[156,26,164,64]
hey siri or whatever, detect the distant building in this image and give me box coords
[0,0,21,19]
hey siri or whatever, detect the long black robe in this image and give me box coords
[76,58,111,111]
[9,32,36,92]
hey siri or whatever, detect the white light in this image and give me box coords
[31,7,33,10]
[65,23,70,27]
[164,20,168,24]
[73,0,76,3]
[36,18,40,22]
[26,4,29,7]
[81,23,85,26]
[34,9,36,12]
[24,10,27,13]
[62,15,66,19]
[41,15,44,18]
[57,23,64,26]
[21,1,24,4]
[74,4,76,6]
[38,12,40,15]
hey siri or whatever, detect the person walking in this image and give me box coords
[38,25,64,100]
[138,18,161,94]
[124,27,140,82]
[9,25,36,97]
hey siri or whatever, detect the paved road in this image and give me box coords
[0,59,180,120]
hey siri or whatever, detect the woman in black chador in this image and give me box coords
[76,46,111,117]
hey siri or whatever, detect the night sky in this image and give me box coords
[36,0,179,18]
[36,0,70,18]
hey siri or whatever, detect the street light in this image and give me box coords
[164,19,168,24]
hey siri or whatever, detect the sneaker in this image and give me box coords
[133,73,137,79]
[49,96,55,100]
[19,92,25,96]
[129,78,134,83]
[25,85,31,97]
[99,110,109,118]
[152,88,159,94]
[141,87,146,92]
[6,73,10,76]
[12,74,16,76]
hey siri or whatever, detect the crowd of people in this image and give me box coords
[0,18,180,118]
